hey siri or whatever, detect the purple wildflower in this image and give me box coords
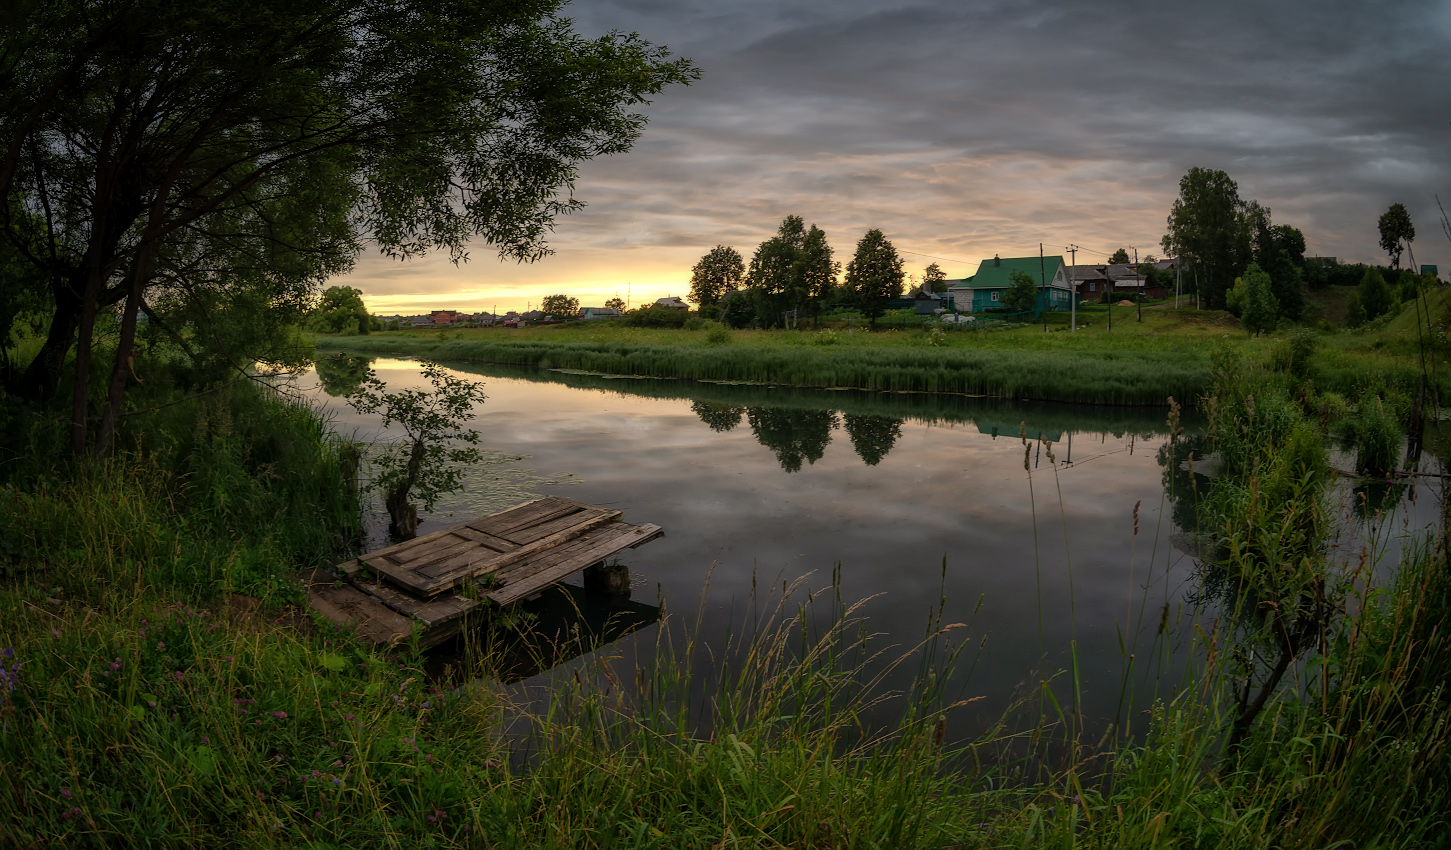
[272,711,287,719]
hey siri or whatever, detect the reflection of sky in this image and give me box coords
[298,358,1445,739]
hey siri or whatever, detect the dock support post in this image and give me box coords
[584,561,631,596]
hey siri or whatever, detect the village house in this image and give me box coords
[429,309,460,325]
[946,255,1074,313]
[1066,259,1177,302]
[578,306,624,321]
[654,296,689,310]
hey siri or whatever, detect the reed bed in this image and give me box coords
[319,336,1209,406]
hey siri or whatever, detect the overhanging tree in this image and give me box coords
[1,0,697,456]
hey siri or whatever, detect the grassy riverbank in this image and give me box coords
[320,289,1451,407]
[3,353,1449,846]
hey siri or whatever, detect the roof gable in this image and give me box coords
[958,256,1067,290]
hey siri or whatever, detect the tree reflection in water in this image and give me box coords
[843,414,903,466]
[315,353,374,397]
[690,400,745,432]
[746,407,838,473]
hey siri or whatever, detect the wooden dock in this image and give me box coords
[304,496,663,648]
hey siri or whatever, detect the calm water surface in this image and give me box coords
[296,355,1446,739]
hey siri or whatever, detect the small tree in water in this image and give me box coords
[347,361,489,539]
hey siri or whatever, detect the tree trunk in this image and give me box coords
[17,278,82,402]
[69,262,106,456]
[385,438,427,539]
[93,257,149,457]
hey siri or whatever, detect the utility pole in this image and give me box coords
[1066,245,1078,332]
[1040,243,1048,332]
[1133,247,1142,322]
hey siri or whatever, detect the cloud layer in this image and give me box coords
[347,0,1451,314]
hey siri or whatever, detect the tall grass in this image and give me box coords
[0,380,359,603]
[320,335,1210,405]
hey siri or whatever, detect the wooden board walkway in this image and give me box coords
[305,496,662,649]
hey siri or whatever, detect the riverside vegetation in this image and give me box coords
[2,312,1449,847]
[319,287,1451,410]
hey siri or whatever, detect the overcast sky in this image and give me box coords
[348,0,1451,315]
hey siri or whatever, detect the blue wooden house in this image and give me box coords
[945,254,1074,313]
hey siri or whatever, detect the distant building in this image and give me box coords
[430,310,460,325]
[654,296,689,310]
[579,306,624,321]
[947,254,1073,313]
[1421,264,1438,277]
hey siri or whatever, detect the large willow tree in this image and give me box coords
[0,0,696,456]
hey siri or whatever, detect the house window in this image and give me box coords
[990,292,999,301]
[1089,282,1096,292]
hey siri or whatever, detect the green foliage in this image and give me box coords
[1357,267,1393,322]
[1000,270,1039,313]
[314,353,374,398]
[345,361,488,538]
[1108,248,1130,264]
[540,294,579,320]
[1269,329,1318,379]
[704,322,731,345]
[623,304,689,328]
[841,229,905,328]
[688,245,744,306]
[744,217,838,325]
[1339,395,1403,475]
[313,286,371,335]
[1346,292,1367,328]
[1239,263,1278,335]
[921,262,948,293]
[1378,202,1415,268]
[1268,249,1306,320]
[1225,276,1246,317]
[719,290,755,329]
[4,0,699,450]
[0,381,358,600]
[1163,166,1244,309]
[604,296,626,311]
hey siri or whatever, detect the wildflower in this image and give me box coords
[110,659,121,671]
[60,789,72,799]
[272,711,287,720]
[201,736,209,744]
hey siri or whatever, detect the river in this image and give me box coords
[293,354,1446,742]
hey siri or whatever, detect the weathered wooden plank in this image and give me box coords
[488,523,663,607]
[387,510,622,596]
[393,533,484,567]
[471,497,583,538]
[345,574,481,628]
[306,582,413,647]
[359,497,549,563]
[503,507,616,545]
[448,525,517,552]
[411,510,618,581]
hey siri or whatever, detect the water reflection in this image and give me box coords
[746,407,837,473]
[690,401,744,432]
[300,356,1443,743]
[314,352,373,397]
[456,584,661,684]
[842,414,902,466]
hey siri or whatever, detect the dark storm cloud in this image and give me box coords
[348,0,1449,311]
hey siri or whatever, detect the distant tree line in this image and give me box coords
[687,217,907,329]
[1162,167,1436,333]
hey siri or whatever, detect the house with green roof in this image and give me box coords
[946,254,1074,313]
